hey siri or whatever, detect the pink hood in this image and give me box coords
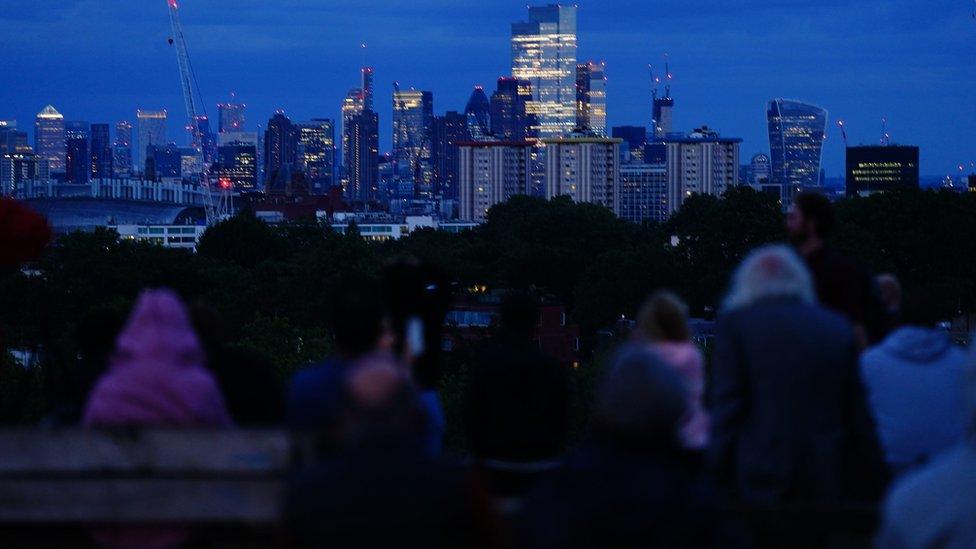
[649,341,710,449]
[84,289,232,427]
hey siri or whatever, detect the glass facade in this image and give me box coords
[65,121,90,184]
[297,119,336,194]
[89,123,112,180]
[767,99,828,196]
[576,61,607,136]
[34,105,65,173]
[263,111,297,191]
[213,141,257,190]
[490,77,532,141]
[617,163,668,224]
[217,100,246,134]
[347,110,379,203]
[511,4,578,139]
[392,89,434,174]
[464,87,491,139]
[136,109,167,172]
[114,120,133,178]
[432,111,470,200]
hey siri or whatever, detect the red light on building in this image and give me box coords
[218,178,232,190]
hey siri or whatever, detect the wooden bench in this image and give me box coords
[0,429,298,546]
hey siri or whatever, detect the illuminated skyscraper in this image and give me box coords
[576,61,607,136]
[217,96,246,134]
[490,77,531,141]
[213,141,258,191]
[34,105,65,173]
[512,4,578,139]
[297,119,336,194]
[464,86,491,139]
[361,67,374,111]
[392,88,433,173]
[65,121,90,184]
[341,87,365,186]
[347,110,379,203]
[263,111,298,191]
[113,120,133,177]
[136,109,167,171]
[767,99,828,197]
[90,123,113,179]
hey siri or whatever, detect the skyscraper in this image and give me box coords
[1,151,37,195]
[490,77,531,141]
[392,88,433,175]
[432,111,470,200]
[845,145,919,197]
[767,99,828,198]
[576,61,607,136]
[263,111,298,191]
[0,120,28,155]
[458,140,533,222]
[297,119,336,195]
[90,123,113,179]
[652,93,674,138]
[512,4,578,139]
[217,96,246,134]
[464,86,491,139]
[114,120,133,178]
[213,140,258,191]
[34,105,66,173]
[65,121,90,184]
[544,133,621,211]
[136,109,167,171]
[361,67,374,111]
[341,87,366,186]
[664,126,742,214]
[347,109,379,203]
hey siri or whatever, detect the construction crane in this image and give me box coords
[881,117,891,146]
[837,120,849,147]
[166,0,229,225]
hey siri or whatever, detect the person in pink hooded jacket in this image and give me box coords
[635,291,709,450]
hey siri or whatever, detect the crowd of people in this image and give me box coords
[2,194,976,548]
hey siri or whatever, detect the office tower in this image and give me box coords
[512,4,578,139]
[34,105,66,173]
[392,88,433,174]
[361,67,374,111]
[217,96,246,133]
[213,140,258,191]
[652,93,674,138]
[544,133,621,211]
[136,109,167,171]
[89,123,113,179]
[0,121,28,155]
[64,121,90,184]
[113,120,133,177]
[145,144,182,181]
[612,126,648,163]
[432,111,470,200]
[576,61,607,136]
[1,151,37,195]
[341,87,366,185]
[490,77,532,141]
[347,110,379,203]
[464,86,491,139]
[458,140,533,222]
[616,163,669,224]
[264,111,298,190]
[297,119,336,195]
[664,126,741,214]
[846,145,919,197]
[767,99,828,198]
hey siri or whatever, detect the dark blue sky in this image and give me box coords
[2,0,973,176]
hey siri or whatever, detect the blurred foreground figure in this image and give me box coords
[521,346,723,548]
[710,246,887,509]
[84,289,232,427]
[0,198,50,272]
[787,192,874,345]
[286,353,493,548]
[877,345,976,549]
[861,290,967,474]
[636,291,709,450]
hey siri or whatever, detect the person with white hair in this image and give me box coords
[876,344,976,549]
[709,246,888,540]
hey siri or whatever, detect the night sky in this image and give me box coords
[2,0,973,177]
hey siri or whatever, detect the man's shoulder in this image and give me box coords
[885,445,976,529]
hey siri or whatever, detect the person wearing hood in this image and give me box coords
[860,290,967,473]
[635,290,709,450]
[876,344,976,549]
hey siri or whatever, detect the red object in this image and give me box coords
[0,199,51,271]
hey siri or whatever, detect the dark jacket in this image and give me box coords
[709,298,888,506]
[464,335,570,462]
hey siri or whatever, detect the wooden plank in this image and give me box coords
[0,479,284,523]
[0,431,293,475]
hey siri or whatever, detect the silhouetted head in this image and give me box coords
[500,292,540,338]
[725,245,816,311]
[331,278,385,360]
[593,345,688,454]
[787,191,835,248]
[876,274,903,314]
[899,288,940,329]
[339,353,425,449]
[637,291,691,343]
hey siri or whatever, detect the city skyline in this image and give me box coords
[1,0,973,177]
